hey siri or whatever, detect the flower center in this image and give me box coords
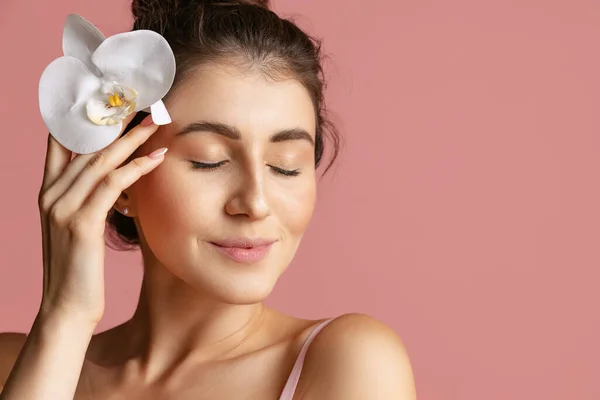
[86,82,138,126]
[108,93,124,107]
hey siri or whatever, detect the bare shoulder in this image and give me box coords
[0,332,27,387]
[299,313,416,400]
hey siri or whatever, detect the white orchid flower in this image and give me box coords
[38,14,176,154]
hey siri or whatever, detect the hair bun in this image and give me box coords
[132,0,270,33]
[132,0,176,32]
[240,0,269,8]
[132,0,270,21]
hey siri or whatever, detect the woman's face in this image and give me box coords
[126,64,317,303]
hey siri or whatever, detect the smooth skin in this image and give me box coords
[0,64,416,399]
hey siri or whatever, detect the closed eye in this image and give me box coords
[269,166,300,177]
[190,161,300,176]
[190,161,227,170]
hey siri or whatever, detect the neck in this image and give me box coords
[121,255,267,384]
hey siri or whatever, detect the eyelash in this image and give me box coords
[190,161,300,177]
[191,161,227,170]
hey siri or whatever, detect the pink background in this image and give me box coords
[1,0,599,398]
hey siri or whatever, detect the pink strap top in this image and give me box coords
[278,318,335,400]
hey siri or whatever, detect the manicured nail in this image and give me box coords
[148,147,168,159]
[140,114,154,126]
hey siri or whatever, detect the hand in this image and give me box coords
[36,114,164,325]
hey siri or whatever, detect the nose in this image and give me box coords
[224,167,271,221]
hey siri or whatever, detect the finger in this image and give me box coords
[40,133,72,196]
[43,113,139,208]
[39,209,50,294]
[39,134,71,294]
[53,122,160,215]
[79,150,167,222]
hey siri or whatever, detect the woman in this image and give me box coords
[0,0,416,398]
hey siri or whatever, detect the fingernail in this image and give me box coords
[148,147,168,159]
[141,115,154,126]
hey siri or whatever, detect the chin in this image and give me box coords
[223,290,274,305]
[199,272,279,305]
[170,257,284,304]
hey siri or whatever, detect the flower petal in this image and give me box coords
[39,56,121,154]
[62,14,105,77]
[91,30,176,110]
[120,85,139,102]
[150,100,172,125]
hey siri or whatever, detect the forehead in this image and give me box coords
[164,64,316,137]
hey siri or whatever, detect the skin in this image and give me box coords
[0,64,416,399]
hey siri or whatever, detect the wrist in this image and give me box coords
[34,308,99,337]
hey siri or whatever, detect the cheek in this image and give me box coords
[271,176,317,237]
[131,161,225,238]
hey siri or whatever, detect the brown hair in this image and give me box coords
[106,0,341,250]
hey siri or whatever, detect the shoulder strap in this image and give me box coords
[278,318,336,400]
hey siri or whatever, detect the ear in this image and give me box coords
[113,190,136,217]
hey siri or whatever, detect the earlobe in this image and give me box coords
[114,192,134,217]
[113,204,132,216]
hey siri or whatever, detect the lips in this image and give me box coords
[211,237,276,249]
[209,237,277,264]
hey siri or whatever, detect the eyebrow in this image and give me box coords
[175,121,315,146]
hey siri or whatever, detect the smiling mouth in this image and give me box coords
[208,236,277,263]
[209,241,274,264]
